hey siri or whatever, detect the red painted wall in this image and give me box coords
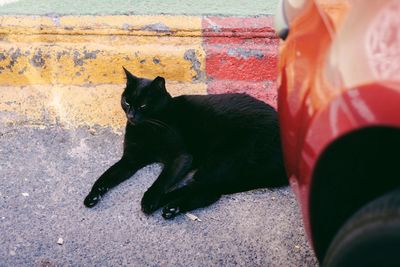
[202,16,279,108]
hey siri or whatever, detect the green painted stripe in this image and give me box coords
[0,0,278,16]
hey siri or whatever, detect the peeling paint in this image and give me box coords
[184,49,204,81]
[0,42,204,85]
[122,23,132,31]
[83,50,99,60]
[152,57,160,64]
[30,49,45,68]
[140,23,171,34]
[227,48,264,59]
[51,16,61,27]
[203,17,221,32]
[18,66,27,75]
[7,48,21,70]
[56,51,69,61]
[73,50,99,67]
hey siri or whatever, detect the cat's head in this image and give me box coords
[121,67,171,125]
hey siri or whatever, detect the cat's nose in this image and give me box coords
[127,108,136,119]
[127,112,136,124]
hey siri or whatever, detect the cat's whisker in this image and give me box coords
[145,118,170,131]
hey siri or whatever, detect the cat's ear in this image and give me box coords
[123,67,139,87]
[152,76,166,91]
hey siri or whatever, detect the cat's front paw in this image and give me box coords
[141,189,162,214]
[162,205,180,220]
[84,192,101,208]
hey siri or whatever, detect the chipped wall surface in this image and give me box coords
[0,15,279,130]
[0,16,205,85]
[0,16,207,129]
[203,16,279,107]
[0,83,207,130]
[0,43,205,85]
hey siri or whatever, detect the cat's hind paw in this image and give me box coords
[141,189,162,214]
[162,205,180,219]
[84,192,101,208]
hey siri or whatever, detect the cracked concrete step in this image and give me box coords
[0,42,205,85]
[0,83,207,129]
[0,15,279,129]
[0,16,205,85]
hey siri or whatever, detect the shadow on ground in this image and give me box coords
[0,123,318,266]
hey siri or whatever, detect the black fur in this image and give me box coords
[84,68,288,219]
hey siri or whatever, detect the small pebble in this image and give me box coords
[57,238,64,245]
[9,250,16,256]
[22,192,29,197]
[294,245,300,251]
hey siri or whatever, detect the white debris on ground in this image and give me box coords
[185,213,202,222]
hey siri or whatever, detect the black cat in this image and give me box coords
[84,67,288,219]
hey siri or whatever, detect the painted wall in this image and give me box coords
[0,15,279,129]
[0,0,280,130]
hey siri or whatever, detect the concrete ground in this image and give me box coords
[0,122,318,266]
[0,0,277,16]
[0,0,318,265]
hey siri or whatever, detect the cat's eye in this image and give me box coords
[123,99,130,107]
[138,104,147,111]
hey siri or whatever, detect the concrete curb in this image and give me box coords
[203,16,278,105]
[0,15,278,129]
[0,16,205,84]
